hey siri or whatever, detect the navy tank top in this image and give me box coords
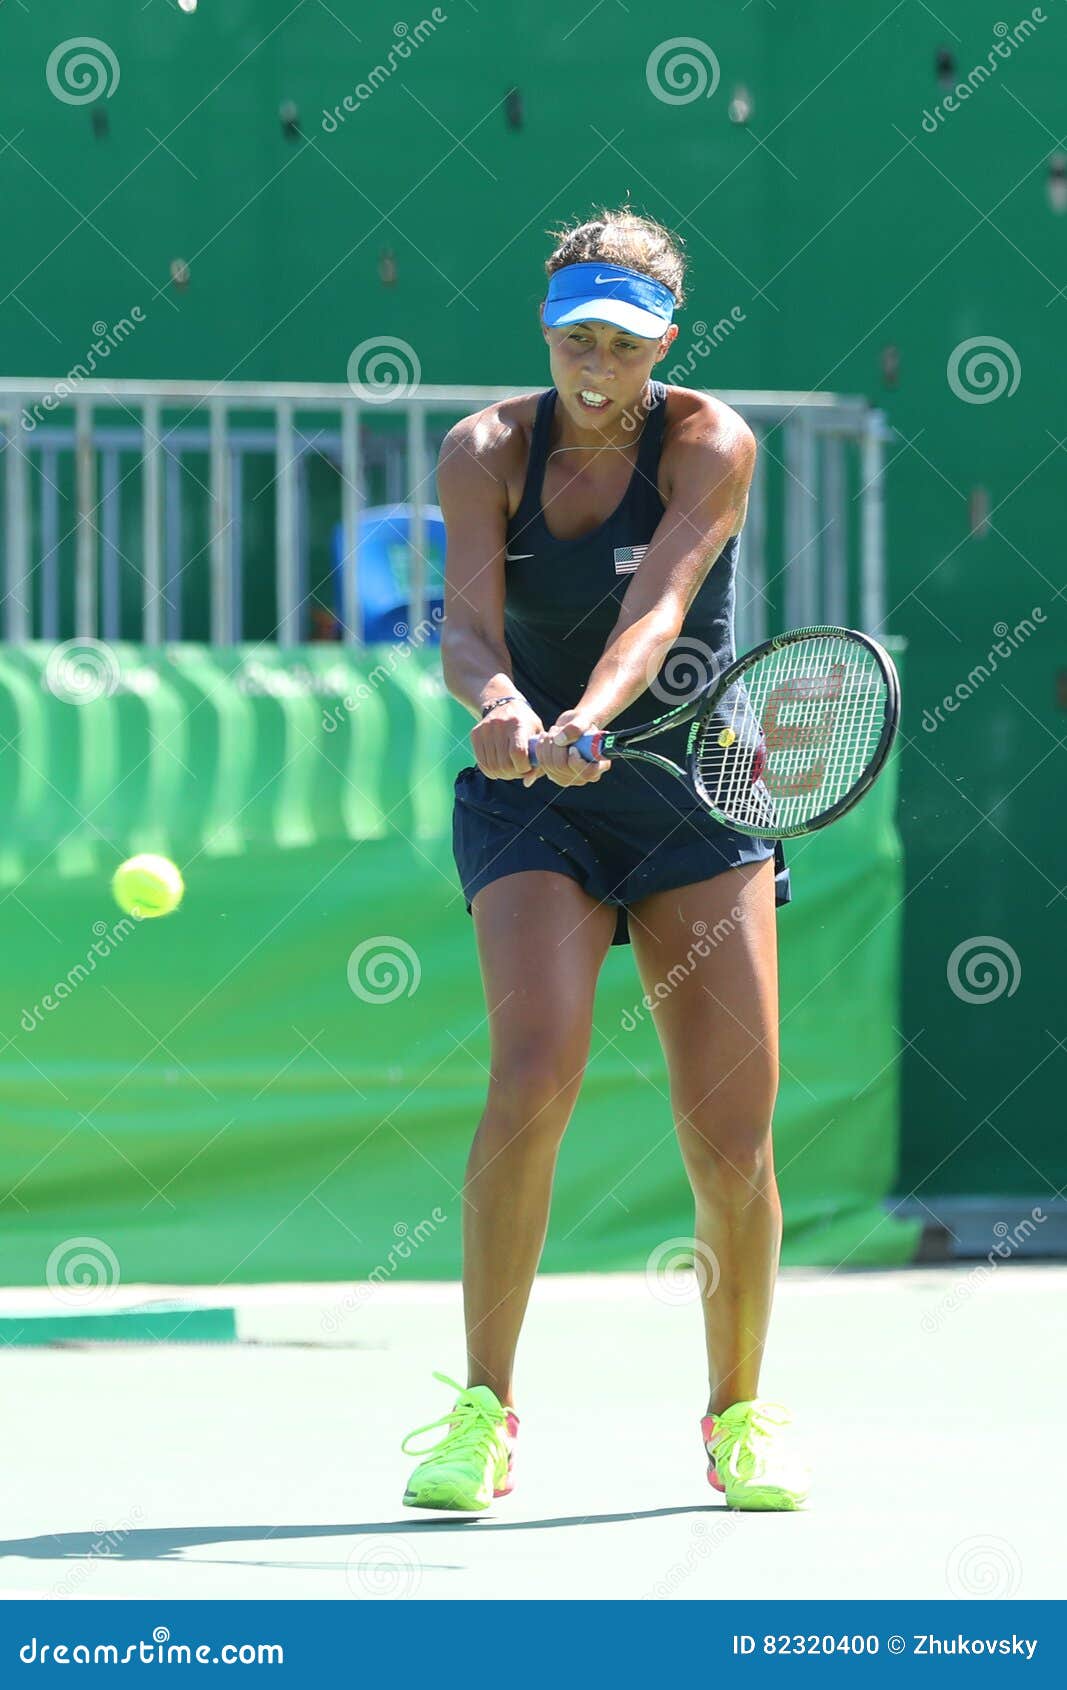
[502,381,740,811]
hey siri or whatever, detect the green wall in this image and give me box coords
[758,4,1066,1195]
[2,1,1064,1195]
[0,646,913,1283]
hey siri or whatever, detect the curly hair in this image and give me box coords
[545,205,686,308]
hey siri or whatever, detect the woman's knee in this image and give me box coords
[481,1039,588,1145]
[675,1100,777,1185]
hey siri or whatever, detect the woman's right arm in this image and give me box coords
[437,412,545,782]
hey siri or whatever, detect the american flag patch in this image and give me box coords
[614,545,649,575]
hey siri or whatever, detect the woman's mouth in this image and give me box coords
[576,389,610,412]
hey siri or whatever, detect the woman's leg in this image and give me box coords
[628,858,781,1414]
[464,870,617,1406]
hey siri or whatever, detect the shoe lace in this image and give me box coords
[400,1372,505,1462]
[712,1401,791,1482]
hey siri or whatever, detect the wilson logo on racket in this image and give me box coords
[614,545,648,575]
[761,664,845,794]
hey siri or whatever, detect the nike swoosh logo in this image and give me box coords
[505,551,533,560]
[594,274,619,285]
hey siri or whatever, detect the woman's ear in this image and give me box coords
[654,323,680,361]
[539,302,550,342]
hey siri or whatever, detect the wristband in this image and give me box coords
[480,694,524,718]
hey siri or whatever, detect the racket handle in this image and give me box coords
[575,731,606,762]
[527,731,605,766]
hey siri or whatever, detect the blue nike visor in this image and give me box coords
[543,261,675,339]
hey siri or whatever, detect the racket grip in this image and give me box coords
[527,731,605,765]
[575,731,605,762]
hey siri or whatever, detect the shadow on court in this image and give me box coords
[0,1506,726,1566]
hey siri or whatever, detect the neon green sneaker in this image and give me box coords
[701,1400,810,1511]
[402,1372,518,1512]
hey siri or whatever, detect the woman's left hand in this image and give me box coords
[529,709,612,788]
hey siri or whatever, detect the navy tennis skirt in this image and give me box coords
[452,765,790,947]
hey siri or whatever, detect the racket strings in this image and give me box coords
[695,635,889,830]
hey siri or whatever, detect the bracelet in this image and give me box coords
[480,694,524,718]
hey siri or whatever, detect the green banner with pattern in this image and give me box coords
[0,642,916,1284]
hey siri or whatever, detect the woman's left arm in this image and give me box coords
[535,401,756,781]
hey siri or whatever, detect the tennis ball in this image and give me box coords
[111,854,185,919]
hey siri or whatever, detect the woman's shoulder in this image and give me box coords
[438,390,547,486]
[658,386,757,530]
[660,384,754,455]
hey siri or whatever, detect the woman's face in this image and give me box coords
[540,310,678,431]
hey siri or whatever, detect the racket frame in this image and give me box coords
[586,625,901,840]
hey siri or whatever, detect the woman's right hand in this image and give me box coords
[471,698,545,785]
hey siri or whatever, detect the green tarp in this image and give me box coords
[0,643,917,1283]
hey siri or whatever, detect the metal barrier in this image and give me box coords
[0,379,889,647]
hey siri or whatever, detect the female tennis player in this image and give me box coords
[401,208,809,1512]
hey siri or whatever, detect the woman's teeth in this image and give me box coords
[579,390,609,408]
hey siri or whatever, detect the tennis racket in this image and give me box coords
[529,626,900,840]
